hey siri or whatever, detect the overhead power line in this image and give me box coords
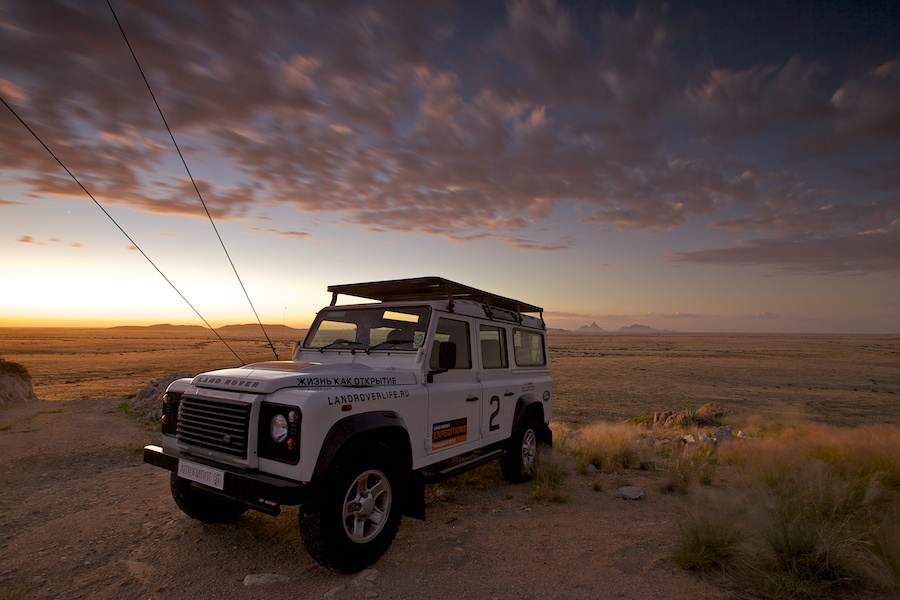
[107,0,280,360]
[0,94,245,364]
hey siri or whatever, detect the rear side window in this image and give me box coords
[513,329,546,367]
[479,325,508,369]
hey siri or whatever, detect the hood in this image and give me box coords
[190,361,417,394]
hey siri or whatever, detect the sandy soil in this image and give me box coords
[3,330,897,599]
[0,397,732,600]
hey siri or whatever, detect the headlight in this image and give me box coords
[270,413,289,443]
[259,403,300,464]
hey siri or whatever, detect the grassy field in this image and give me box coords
[1,327,897,427]
[552,332,900,427]
[4,327,899,598]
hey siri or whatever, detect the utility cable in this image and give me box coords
[0,94,245,365]
[106,0,280,360]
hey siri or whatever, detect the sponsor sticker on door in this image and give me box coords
[432,418,467,449]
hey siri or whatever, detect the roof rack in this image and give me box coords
[327,276,543,317]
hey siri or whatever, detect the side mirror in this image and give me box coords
[427,341,457,383]
[438,341,457,369]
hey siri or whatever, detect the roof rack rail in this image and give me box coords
[327,276,544,327]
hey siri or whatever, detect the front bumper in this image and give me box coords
[143,444,313,508]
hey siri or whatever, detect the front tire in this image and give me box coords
[299,452,405,572]
[169,473,247,522]
[501,417,541,482]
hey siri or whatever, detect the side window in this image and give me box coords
[479,325,508,369]
[513,329,546,367]
[430,318,472,369]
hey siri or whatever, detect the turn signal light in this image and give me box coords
[161,414,170,425]
[286,438,296,450]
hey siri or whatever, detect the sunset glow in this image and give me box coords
[1,1,898,333]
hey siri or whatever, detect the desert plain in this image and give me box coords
[1,326,898,599]
[4,325,898,426]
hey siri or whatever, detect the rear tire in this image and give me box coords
[299,451,405,572]
[501,416,541,482]
[169,473,246,522]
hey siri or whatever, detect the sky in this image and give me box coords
[1,0,898,333]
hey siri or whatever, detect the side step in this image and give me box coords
[418,448,506,484]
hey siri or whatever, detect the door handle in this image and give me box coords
[504,391,515,397]
[466,395,479,402]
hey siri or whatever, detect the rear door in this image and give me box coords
[477,323,516,443]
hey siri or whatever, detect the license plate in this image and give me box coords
[177,459,225,490]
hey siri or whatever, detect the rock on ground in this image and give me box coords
[128,373,193,422]
[0,359,37,408]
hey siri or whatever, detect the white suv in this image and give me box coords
[144,277,553,572]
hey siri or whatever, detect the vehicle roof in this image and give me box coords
[327,276,543,314]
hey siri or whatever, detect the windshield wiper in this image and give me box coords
[318,339,365,352]
[368,339,416,351]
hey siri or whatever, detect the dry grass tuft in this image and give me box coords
[673,423,900,598]
[555,414,900,597]
[554,422,644,473]
[529,450,570,503]
[660,445,716,495]
[671,501,742,571]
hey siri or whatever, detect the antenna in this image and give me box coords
[107,0,279,360]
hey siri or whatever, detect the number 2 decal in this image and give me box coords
[489,395,500,431]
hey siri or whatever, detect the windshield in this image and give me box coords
[304,306,431,351]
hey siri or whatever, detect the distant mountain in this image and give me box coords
[617,324,676,333]
[576,322,606,332]
[108,323,306,336]
[109,324,206,332]
[217,324,304,332]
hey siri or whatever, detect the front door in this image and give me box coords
[425,316,482,457]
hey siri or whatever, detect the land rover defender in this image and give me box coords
[143,276,553,571]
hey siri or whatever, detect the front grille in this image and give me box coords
[177,396,252,458]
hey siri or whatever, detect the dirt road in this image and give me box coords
[0,398,730,599]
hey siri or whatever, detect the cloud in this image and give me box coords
[749,311,778,319]
[17,235,42,244]
[0,1,897,274]
[1,1,685,243]
[251,228,310,240]
[654,312,703,319]
[830,59,900,146]
[669,220,900,274]
[683,56,832,140]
